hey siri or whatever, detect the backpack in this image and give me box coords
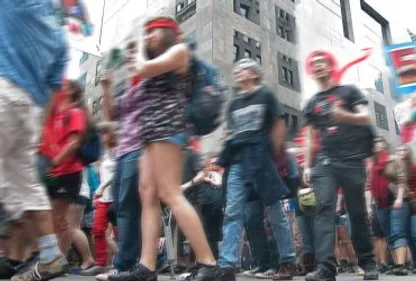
[64,109,101,166]
[78,124,101,166]
[187,56,227,136]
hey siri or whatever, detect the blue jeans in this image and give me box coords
[377,203,410,249]
[244,200,272,269]
[410,215,416,263]
[112,149,142,271]
[219,164,295,268]
[297,215,315,255]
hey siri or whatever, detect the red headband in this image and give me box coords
[305,48,373,84]
[145,19,180,35]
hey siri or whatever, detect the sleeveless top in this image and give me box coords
[139,72,191,144]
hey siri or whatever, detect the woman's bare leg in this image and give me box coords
[149,142,215,266]
[68,204,94,268]
[138,150,162,271]
[51,199,72,254]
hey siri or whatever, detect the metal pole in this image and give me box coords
[98,0,106,45]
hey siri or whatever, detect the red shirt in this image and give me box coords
[39,105,87,177]
[401,122,416,143]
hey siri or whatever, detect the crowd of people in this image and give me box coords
[1,3,416,281]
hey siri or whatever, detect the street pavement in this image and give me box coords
[58,273,413,281]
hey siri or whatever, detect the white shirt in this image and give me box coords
[79,169,90,199]
[96,150,116,203]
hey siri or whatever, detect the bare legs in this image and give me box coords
[138,142,215,271]
[68,204,94,269]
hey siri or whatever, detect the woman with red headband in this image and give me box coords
[109,16,220,281]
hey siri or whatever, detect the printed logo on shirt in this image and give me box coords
[231,104,266,135]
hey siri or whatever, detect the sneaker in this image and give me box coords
[108,263,157,281]
[305,268,336,281]
[241,267,261,276]
[362,266,378,280]
[96,269,119,281]
[376,263,388,274]
[254,269,275,279]
[273,263,295,280]
[11,255,69,281]
[186,265,223,281]
[80,265,108,276]
[393,265,408,276]
[15,253,40,274]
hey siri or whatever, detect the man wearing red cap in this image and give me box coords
[302,51,377,281]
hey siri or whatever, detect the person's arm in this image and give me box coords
[364,166,373,215]
[331,87,372,126]
[136,43,188,78]
[393,159,408,208]
[100,73,117,120]
[52,134,83,167]
[303,125,314,185]
[267,89,286,153]
[51,110,86,167]
[95,178,112,197]
[181,171,205,191]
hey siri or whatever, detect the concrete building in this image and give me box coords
[297,0,411,146]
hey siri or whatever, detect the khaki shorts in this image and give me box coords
[0,78,51,220]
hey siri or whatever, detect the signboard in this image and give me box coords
[384,42,416,94]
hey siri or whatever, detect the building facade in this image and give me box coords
[298,0,410,146]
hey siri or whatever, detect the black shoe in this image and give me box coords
[376,263,388,274]
[305,268,336,281]
[108,264,157,281]
[362,266,379,280]
[186,265,222,281]
[0,257,19,279]
[393,264,408,276]
[220,268,235,281]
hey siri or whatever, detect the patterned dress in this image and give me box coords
[139,72,191,144]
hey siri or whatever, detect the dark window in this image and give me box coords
[276,6,295,43]
[361,0,392,45]
[282,67,294,86]
[340,0,354,41]
[233,45,239,62]
[374,101,389,131]
[256,55,261,65]
[234,0,260,25]
[284,113,290,127]
[291,115,298,132]
[233,30,261,63]
[175,0,197,23]
[240,4,249,18]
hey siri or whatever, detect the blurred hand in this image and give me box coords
[331,101,349,123]
[392,199,403,209]
[158,238,166,251]
[283,200,290,213]
[100,72,113,87]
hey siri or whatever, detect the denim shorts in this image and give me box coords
[150,132,189,148]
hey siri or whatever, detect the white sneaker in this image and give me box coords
[96,269,119,281]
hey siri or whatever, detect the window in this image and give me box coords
[282,67,294,86]
[291,115,298,132]
[340,0,354,41]
[374,102,389,131]
[176,3,184,13]
[256,56,262,65]
[233,45,239,62]
[279,8,285,19]
[240,5,249,18]
[256,41,261,49]
[243,35,250,43]
[80,52,89,65]
[284,113,290,127]
[244,50,251,58]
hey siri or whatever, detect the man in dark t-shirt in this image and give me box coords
[302,51,377,281]
[218,59,295,281]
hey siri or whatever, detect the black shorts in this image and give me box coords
[46,172,82,200]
